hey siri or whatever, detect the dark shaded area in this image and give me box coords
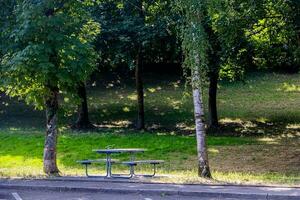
[72,83,95,130]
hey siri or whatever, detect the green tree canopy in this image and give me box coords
[0,0,100,175]
[93,0,179,70]
[1,0,100,108]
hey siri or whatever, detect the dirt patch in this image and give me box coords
[209,143,300,173]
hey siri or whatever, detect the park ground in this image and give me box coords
[0,72,299,186]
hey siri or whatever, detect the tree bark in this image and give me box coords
[135,51,145,130]
[208,70,219,129]
[43,87,59,175]
[192,54,212,178]
[73,83,94,130]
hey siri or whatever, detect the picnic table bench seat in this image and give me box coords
[122,160,164,165]
[77,159,119,165]
[77,159,119,177]
[121,160,164,177]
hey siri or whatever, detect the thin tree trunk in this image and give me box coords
[192,55,212,178]
[135,51,145,130]
[206,23,220,130]
[73,83,94,130]
[208,70,219,129]
[135,0,145,130]
[43,87,59,175]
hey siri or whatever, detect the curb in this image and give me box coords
[47,177,300,188]
[7,177,300,189]
[0,183,299,200]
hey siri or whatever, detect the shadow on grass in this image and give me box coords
[1,92,300,138]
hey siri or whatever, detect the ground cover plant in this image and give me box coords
[0,73,299,185]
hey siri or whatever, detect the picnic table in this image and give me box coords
[93,148,145,178]
[77,148,164,178]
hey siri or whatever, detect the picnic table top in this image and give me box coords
[93,148,146,153]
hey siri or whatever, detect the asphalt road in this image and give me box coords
[0,189,247,200]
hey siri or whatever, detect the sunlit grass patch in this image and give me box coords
[0,130,299,185]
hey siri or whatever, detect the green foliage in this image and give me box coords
[0,0,100,108]
[212,0,300,75]
[93,0,179,70]
[174,0,210,83]
[247,0,299,72]
[0,0,16,58]
[175,0,300,84]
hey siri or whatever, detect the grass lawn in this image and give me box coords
[0,72,299,185]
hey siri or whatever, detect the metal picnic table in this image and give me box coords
[92,148,146,178]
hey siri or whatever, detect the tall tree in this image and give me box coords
[175,0,212,178]
[93,0,176,129]
[1,0,100,175]
[124,0,146,130]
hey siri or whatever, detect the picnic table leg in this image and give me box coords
[106,153,112,178]
[152,164,157,177]
[85,164,89,177]
[130,153,136,176]
[132,164,157,177]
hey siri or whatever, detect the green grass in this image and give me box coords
[0,72,299,185]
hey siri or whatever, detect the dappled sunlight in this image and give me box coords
[127,93,137,101]
[147,87,156,93]
[2,102,9,106]
[286,123,300,130]
[58,126,68,132]
[175,122,194,132]
[256,137,279,144]
[0,127,42,135]
[94,120,132,128]
[166,97,182,110]
[8,127,21,131]
[208,148,219,154]
[146,86,163,93]
[105,83,114,89]
[277,83,300,92]
[118,94,124,99]
[220,118,244,124]
[279,132,300,138]
[216,117,300,137]
[256,117,269,123]
[147,123,162,130]
[169,80,181,89]
[122,106,130,112]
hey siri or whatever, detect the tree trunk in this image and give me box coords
[205,23,220,130]
[192,54,212,178]
[43,87,59,175]
[135,51,145,130]
[135,0,145,130]
[208,70,219,129]
[73,83,94,130]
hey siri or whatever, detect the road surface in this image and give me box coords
[0,189,248,200]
